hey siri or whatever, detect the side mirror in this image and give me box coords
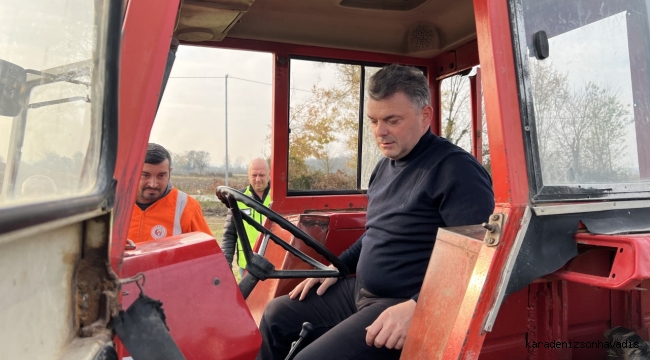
[0,59,27,117]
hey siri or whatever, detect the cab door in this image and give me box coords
[0,0,123,358]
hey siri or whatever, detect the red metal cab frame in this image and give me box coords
[111,0,181,274]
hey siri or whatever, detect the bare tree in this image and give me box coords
[529,61,570,167]
[360,117,382,187]
[172,152,190,173]
[441,75,472,150]
[529,61,632,184]
[233,156,245,173]
[480,90,491,174]
[317,143,342,174]
[191,150,211,175]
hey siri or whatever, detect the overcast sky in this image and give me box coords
[151,46,274,167]
[151,46,350,167]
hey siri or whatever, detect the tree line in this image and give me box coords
[171,150,211,175]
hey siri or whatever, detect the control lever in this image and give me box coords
[284,322,314,360]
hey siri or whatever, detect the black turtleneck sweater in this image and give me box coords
[338,130,494,301]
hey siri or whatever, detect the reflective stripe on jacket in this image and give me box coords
[237,187,272,268]
[128,187,212,243]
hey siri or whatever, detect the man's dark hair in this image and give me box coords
[368,64,431,110]
[145,143,172,167]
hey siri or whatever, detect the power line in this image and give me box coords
[229,76,272,86]
[169,75,311,92]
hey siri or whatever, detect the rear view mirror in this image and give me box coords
[0,59,27,117]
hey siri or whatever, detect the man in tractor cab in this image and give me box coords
[257,65,495,360]
[221,157,272,277]
[128,143,212,243]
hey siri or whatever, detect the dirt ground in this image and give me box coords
[205,214,226,239]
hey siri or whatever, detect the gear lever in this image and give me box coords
[284,322,314,360]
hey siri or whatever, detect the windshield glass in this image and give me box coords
[514,0,650,200]
[0,0,102,206]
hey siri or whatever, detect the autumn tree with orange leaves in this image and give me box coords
[288,63,361,190]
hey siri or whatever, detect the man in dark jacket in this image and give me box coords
[221,158,271,278]
[256,65,495,360]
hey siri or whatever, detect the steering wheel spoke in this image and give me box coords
[216,186,349,299]
[241,212,331,271]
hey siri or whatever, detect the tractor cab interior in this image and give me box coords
[117,1,491,357]
[3,0,650,359]
[115,0,650,359]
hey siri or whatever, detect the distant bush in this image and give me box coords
[289,170,356,191]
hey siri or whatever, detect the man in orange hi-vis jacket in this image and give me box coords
[128,143,212,243]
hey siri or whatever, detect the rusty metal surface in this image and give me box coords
[401,204,526,359]
[78,214,119,338]
[401,225,486,359]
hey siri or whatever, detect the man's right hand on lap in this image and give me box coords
[289,265,338,301]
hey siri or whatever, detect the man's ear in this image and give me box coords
[421,105,434,128]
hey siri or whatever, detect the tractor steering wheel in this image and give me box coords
[216,186,349,299]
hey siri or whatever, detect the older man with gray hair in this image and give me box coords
[222,158,272,278]
[256,64,495,360]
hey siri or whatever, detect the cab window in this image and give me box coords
[0,0,105,209]
[288,58,362,193]
[512,0,650,201]
[440,74,472,154]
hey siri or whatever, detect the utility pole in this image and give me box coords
[225,74,229,186]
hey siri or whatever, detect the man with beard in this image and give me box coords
[128,143,212,243]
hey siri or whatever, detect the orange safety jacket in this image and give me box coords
[128,188,212,243]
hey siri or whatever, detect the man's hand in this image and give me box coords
[365,299,416,350]
[288,265,338,301]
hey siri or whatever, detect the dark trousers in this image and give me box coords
[256,277,405,360]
